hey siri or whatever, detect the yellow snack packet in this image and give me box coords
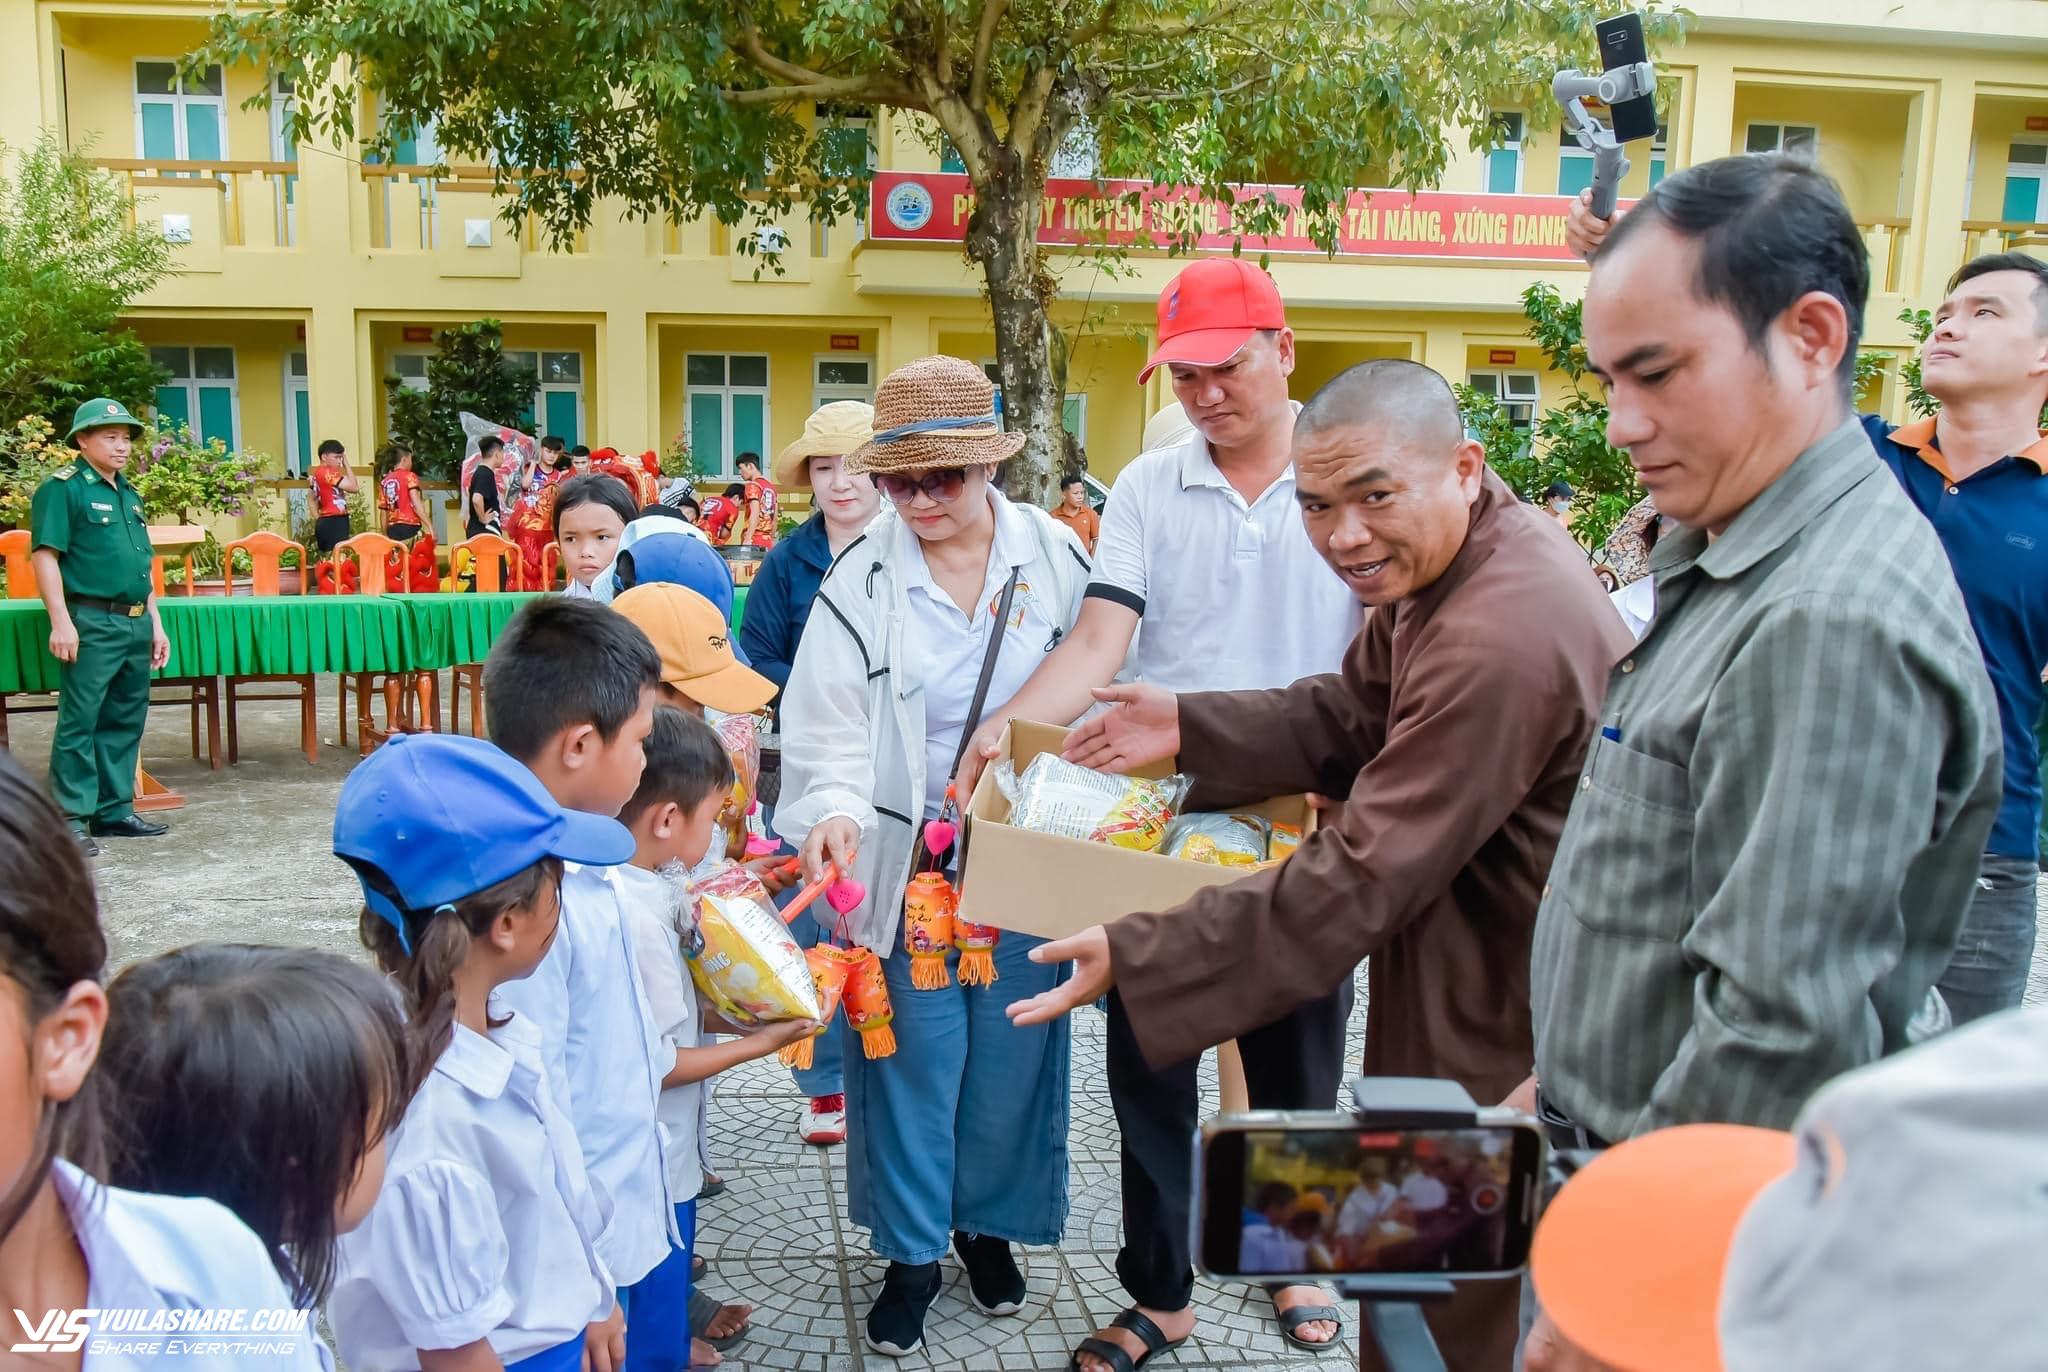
[686,865,822,1026]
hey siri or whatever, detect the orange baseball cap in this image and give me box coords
[1137,258,1287,383]
[1531,1124,1795,1372]
[610,583,774,715]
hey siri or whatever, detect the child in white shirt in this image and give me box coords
[615,707,816,1367]
[329,732,637,1372]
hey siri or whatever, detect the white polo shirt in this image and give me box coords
[1089,415,1361,692]
[490,862,676,1286]
[329,1021,613,1370]
[616,859,707,1203]
[51,1162,328,1372]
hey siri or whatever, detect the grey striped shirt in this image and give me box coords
[1531,418,2001,1138]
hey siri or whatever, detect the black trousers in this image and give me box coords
[1106,978,1355,1312]
[314,513,353,552]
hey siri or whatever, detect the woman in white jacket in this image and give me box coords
[775,357,1090,1359]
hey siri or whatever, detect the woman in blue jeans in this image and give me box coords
[743,399,882,1146]
[775,357,1092,1358]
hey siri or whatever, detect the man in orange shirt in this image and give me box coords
[1049,474,1100,554]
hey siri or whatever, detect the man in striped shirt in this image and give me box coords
[1527,155,2000,1162]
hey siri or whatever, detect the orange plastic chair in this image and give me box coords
[451,533,520,593]
[333,533,435,753]
[541,541,562,591]
[222,531,308,598]
[219,531,316,764]
[0,530,36,599]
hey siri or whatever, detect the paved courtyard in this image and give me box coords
[9,693,2045,1369]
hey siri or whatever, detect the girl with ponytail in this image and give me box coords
[327,733,641,1372]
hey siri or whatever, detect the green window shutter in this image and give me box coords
[196,385,235,448]
[689,393,724,469]
[544,391,581,449]
[140,103,178,160]
[1557,157,1595,198]
[184,105,222,162]
[731,393,766,460]
[155,385,190,431]
[1649,155,1666,188]
[2004,175,2042,225]
[292,390,311,474]
[1062,396,1083,436]
[1486,149,1519,194]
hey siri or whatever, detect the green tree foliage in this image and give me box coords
[1457,282,1641,552]
[384,320,533,481]
[0,135,173,433]
[203,1,1676,497]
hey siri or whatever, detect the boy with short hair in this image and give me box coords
[467,436,505,538]
[736,453,779,549]
[482,597,681,1325]
[615,707,816,1366]
[311,439,359,554]
[376,445,424,542]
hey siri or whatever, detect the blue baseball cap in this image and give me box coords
[333,734,635,951]
[601,520,749,663]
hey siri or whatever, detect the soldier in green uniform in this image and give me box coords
[28,398,171,857]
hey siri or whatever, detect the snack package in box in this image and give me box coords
[686,864,821,1027]
[994,754,1191,852]
[1163,812,1273,867]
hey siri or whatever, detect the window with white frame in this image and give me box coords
[686,354,771,475]
[979,361,1087,443]
[2004,139,2047,225]
[1484,112,1524,194]
[1467,370,1541,429]
[813,356,875,407]
[1744,122,1818,162]
[283,350,310,476]
[1649,122,1669,188]
[502,351,586,447]
[151,346,239,447]
[135,61,224,165]
[1558,141,1595,198]
[818,107,878,176]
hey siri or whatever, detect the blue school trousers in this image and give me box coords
[619,1198,695,1372]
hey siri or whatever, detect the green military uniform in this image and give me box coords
[30,399,157,828]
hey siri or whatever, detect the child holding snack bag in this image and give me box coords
[613,707,819,1367]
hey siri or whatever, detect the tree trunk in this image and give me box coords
[963,163,1062,505]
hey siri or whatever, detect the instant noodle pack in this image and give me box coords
[957,720,1317,940]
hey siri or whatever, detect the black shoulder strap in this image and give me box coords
[950,567,1021,778]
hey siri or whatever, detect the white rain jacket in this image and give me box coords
[773,488,1092,953]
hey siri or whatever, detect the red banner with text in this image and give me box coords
[869,171,1606,262]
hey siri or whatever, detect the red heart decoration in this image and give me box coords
[826,878,866,914]
[923,818,957,853]
[743,834,779,857]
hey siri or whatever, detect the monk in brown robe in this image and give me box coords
[1010,359,1629,1372]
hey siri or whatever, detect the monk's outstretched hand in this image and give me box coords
[1061,683,1180,774]
[1007,926,1114,1026]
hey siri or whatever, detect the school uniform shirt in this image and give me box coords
[46,1161,328,1372]
[617,859,707,1203]
[490,862,678,1286]
[1088,412,1361,692]
[330,1020,613,1370]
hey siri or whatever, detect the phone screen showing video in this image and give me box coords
[1218,1127,1536,1278]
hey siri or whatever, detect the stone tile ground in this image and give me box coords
[8,691,2044,1369]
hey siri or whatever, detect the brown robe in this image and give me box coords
[1104,472,1629,1371]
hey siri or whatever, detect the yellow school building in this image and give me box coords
[2,0,2044,534]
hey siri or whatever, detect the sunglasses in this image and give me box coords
[877,470,969,505]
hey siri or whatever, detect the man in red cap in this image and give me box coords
[954,258,1363,1366]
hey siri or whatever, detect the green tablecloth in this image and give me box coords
[1,587,751,694]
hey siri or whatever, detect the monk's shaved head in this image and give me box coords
[1295,359,1466,460]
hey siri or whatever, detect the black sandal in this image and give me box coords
[1071,1308,1189,1372]
[1276,1302,1345,1350]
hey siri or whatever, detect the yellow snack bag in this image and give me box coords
[995,754,1191,853]
[686,865,821,1026]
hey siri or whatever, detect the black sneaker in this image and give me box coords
[953,1231,1026,1316]
[864,1260,941,1358]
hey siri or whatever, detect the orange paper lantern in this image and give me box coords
[902,872,957,991]
[955,916,1000,987]
[840,945,897,1060]
[778,944,855,1071]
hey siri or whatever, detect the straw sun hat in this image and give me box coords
[845,355,1025,476]
[773,400,875,488]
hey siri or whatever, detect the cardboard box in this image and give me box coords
[957,720,1316,940]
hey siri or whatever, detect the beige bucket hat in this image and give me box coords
[773,400,875,487]
[844,356,1025,475]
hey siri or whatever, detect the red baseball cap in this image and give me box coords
[1138,258,1287,383]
